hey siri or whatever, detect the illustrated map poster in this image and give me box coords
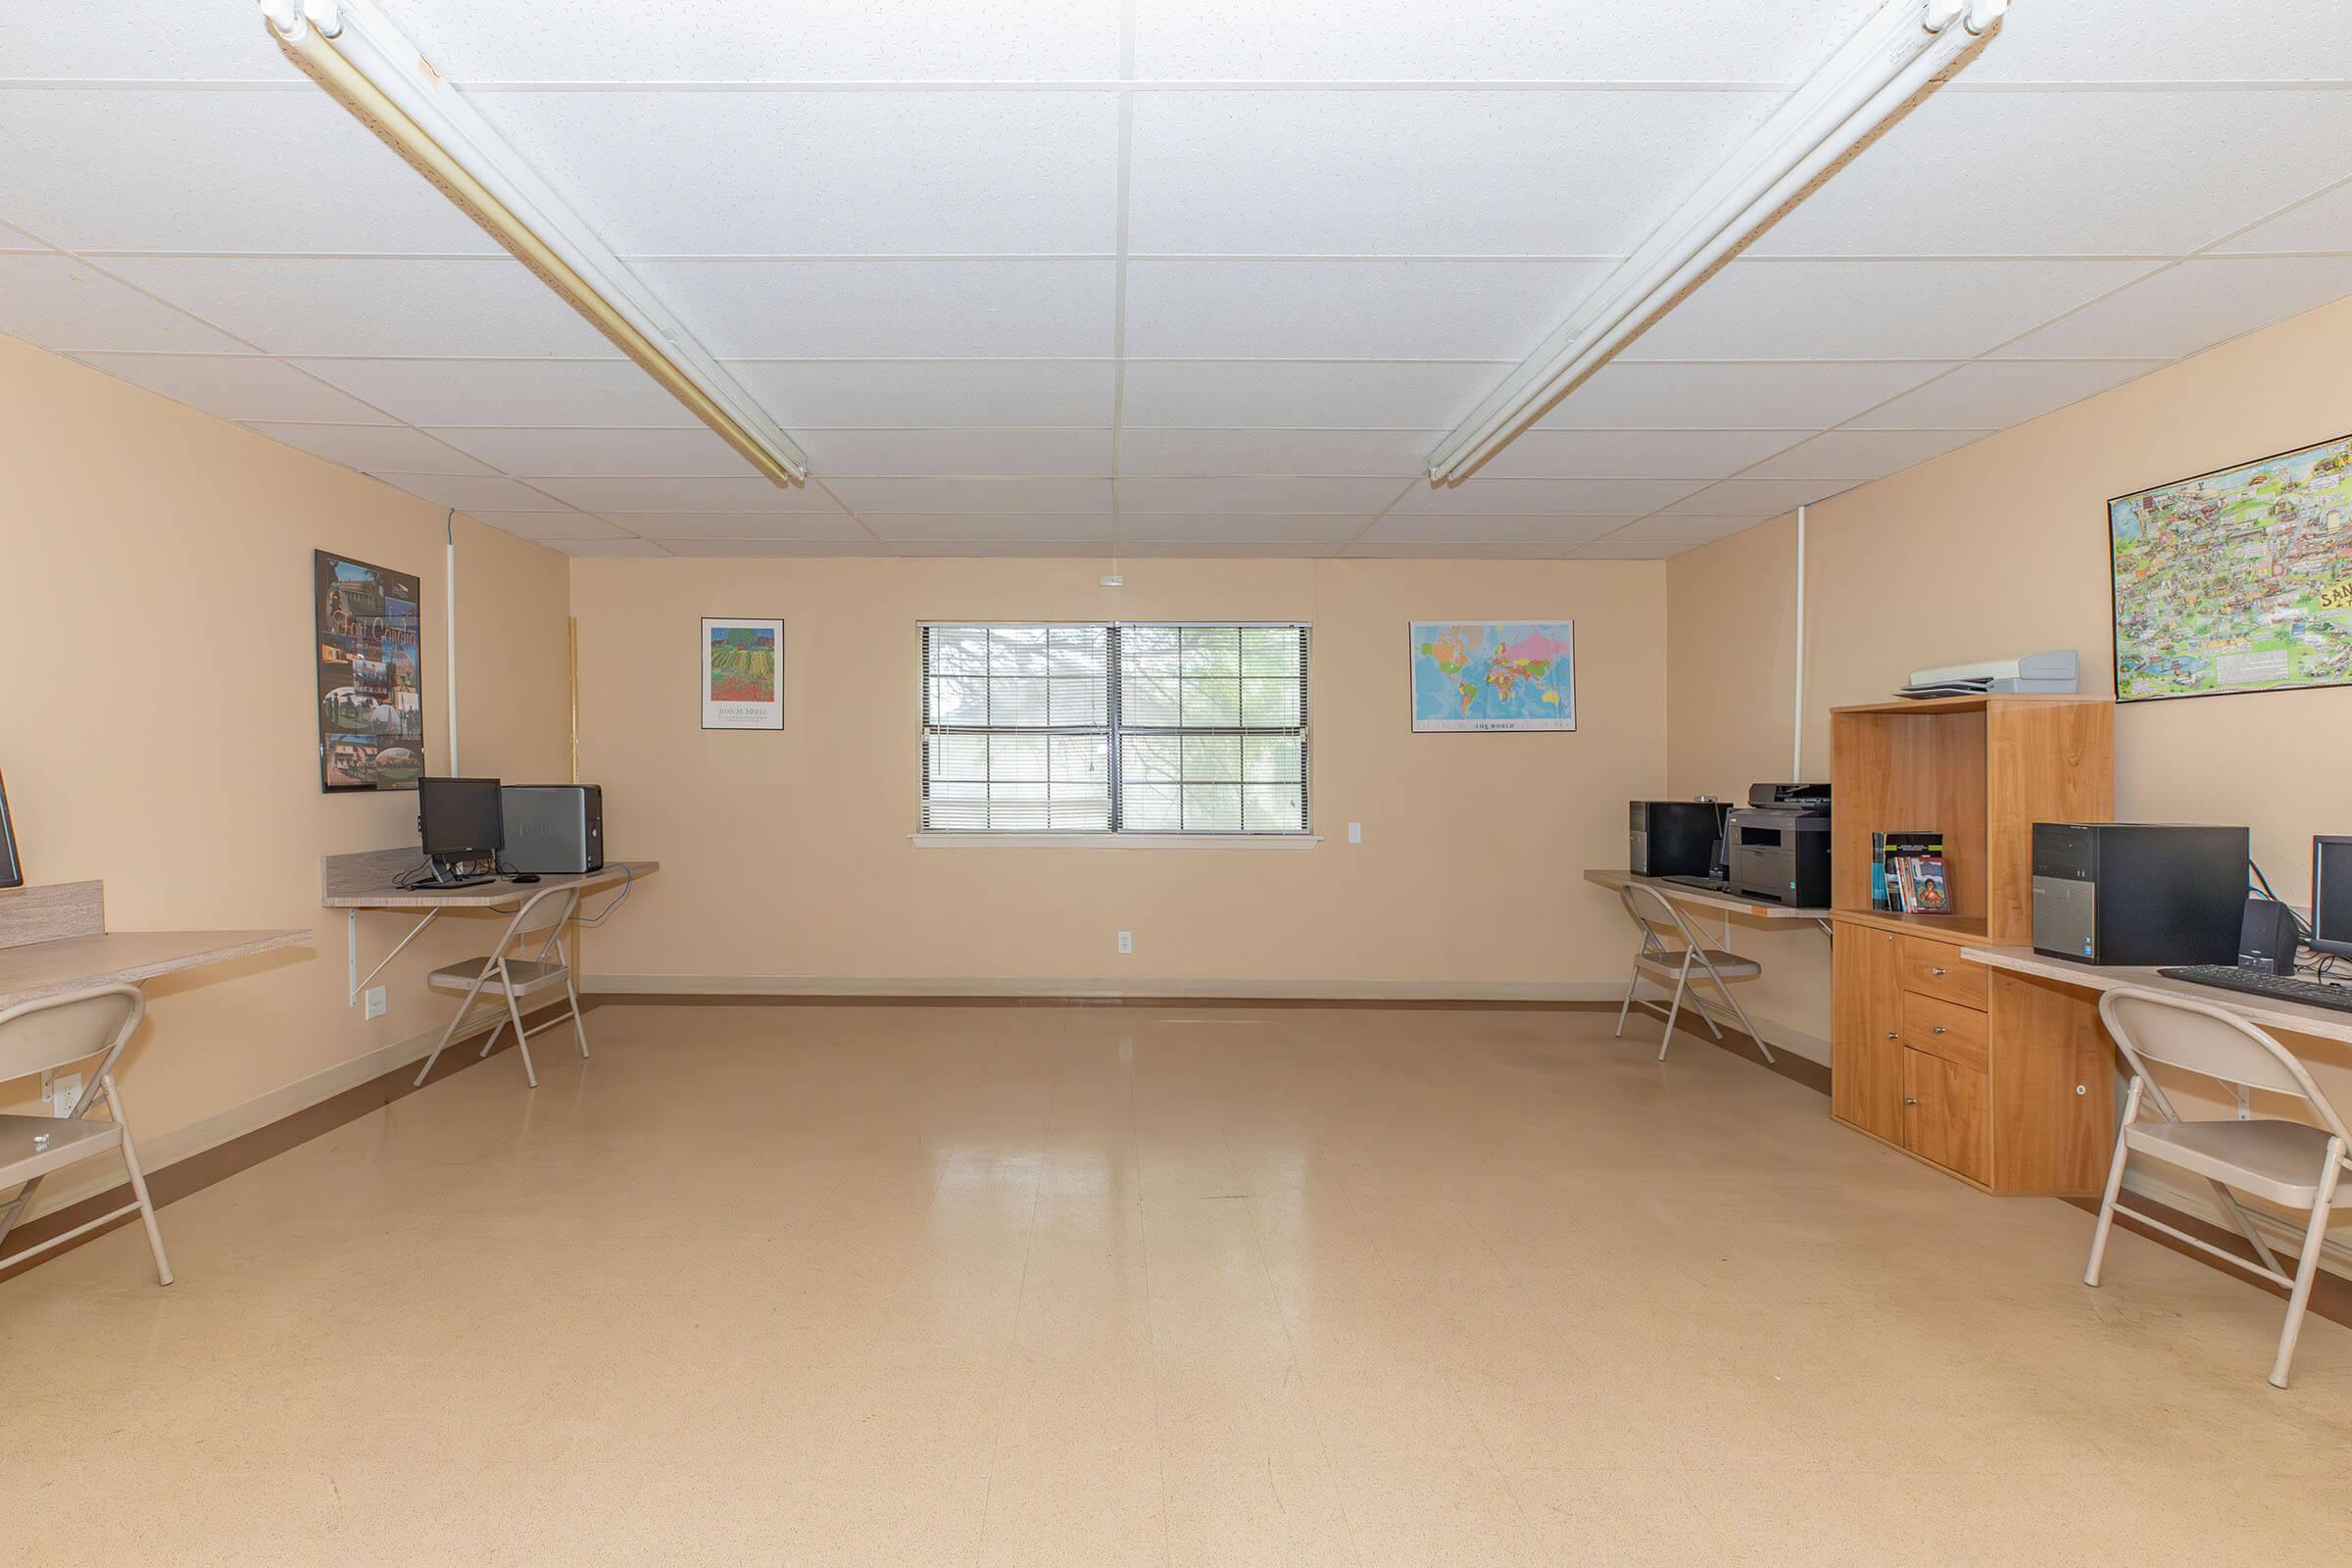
[1410,621,1576,732]
[703,616,784,730]
[315,550,424,791]
[2112,433,2352,702]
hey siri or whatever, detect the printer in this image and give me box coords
[1727,782,1832,906]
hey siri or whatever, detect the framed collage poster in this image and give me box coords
[315,551,425,791]
[702,617,784,730]
[1409,621,1576,732]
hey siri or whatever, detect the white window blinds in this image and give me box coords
[920,622,1310,835]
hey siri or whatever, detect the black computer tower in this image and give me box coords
[1629,801,1720,879]
[2031,822,2247,965]
[501,784,604,874]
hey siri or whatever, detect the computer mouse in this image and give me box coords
[510,872,541,884]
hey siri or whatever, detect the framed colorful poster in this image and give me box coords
[702,616,784,730]
[1409,621,1576,732]
[2111,431,2352,702]
[315,551,425,791]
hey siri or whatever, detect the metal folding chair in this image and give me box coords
[2085,985,2351,1388]
[411,882,592,1090]
[1613,882,1773,1063]
[0,984,172,1284]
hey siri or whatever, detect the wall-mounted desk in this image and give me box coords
[1964,943,2352,1049]
[1582,868,1833,943]
[0,881,308,1011]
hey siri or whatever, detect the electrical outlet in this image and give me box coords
[1348,821,1362,844]
[1116,930,1133,955]
[365,985,388,1020]
[51,1072,82,1118]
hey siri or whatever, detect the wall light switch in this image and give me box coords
[1117,930,1133,955]
[1348,822,1362,844]
[365,985,388,1020]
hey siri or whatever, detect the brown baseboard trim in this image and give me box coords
[0,997,588,1286]
[1646,1004,1833,1097]
[2063,1190,2352,1332]
[584,991,1626,1011]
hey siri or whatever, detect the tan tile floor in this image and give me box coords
[5,1002,2349,1564]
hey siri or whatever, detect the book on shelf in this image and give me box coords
[1879,830,1943,913]
[1894,854,1950,914]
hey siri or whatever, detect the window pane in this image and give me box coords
[1242,734,1301,783]
[1124,671,1180,727]
[1181,625,1240,675]
[1240,626,1300,676]
[989,676,1050,727]
[929,675,986,726]
[928,627,989,676]
[988,735,1047,782]
[1182,783,1242,831]
[1123,781,1180,831]
[1121,734,1182,784]
[1183,733,1242,781]
[1245,783,1304,831]
[1181,675,1240,726]
[989,625,1048,675]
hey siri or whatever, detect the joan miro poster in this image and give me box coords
[702,616,785,730]
[315,550,425,791]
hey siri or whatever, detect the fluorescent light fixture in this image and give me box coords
[1428,0,2008,483]
[258,0,808,486]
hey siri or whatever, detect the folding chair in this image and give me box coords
[1613,882,1773,1063]
[2085,985,2352,1389]
[0,984,172,1284]
[411,881,592,1090]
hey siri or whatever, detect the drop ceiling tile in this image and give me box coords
[546,538,676,559]
[0,221,45,251]
[289,359,700,427]
[71,354,393,424]
[632,260,1115,359]
[462,511,633,542]
[1125,260,1611,360]
[1961,0,2352,83]
[248,422,495,474]
[366,473,572,512]
[524,474,847,514]
[1993,257,2352,360]
[2215,182,2352,255]
[1567,541,1681,560]
[825,476,1112,514]
[1358,514,1635,545]
[797,428,1111,477]
[891,540,1110,558]
[1114,514,1372,544]
[1120,361,1504,429]
[1603,514,1769,544]
[1135,0,1884,82]
[1118,428,1435,477]
[1470,428,1803,480]
[1740,428,1986,479]
[101,258,621,359]
[374,0,1123,81]
[1129,90,1778,255]
[1537,361,1955,429]
[1343,541,1580,559]
[1119,540,1347,559]
[1750,91,2352,259]
[596,512,872,542]
[424,426,756,477]
[1115,476,1404,513]
[0,90,498,256]
[1622,259,2161,362]
[1390,478,1705,514]
[0,0,307,79]
[1661,478,1856,514]
[655,538,890,558]
[725,360,1115,428]
[861,513,1110,543]
[470,90,1117,255]
[0,255,249,354]
[1846,361,2161,429]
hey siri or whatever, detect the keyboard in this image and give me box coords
[2157,964,2352,1014]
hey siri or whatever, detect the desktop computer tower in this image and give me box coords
[501,784,604,875]
[1629,801,1720,879]
[2031,821,2247,965]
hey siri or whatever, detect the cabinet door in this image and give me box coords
[1902,1049,1991,1185]
[1832,926,1904,1142]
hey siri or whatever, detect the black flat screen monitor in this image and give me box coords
[418,776,504,863]
[0,770,20,890]
[2312,836,2352,959]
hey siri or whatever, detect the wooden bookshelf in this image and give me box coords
[1827,694,2115,1195]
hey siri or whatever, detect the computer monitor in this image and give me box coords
[0,768,21,890]
[2312,836,2352,959]
[417,776,503,871]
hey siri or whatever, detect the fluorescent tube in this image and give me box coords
[1427,0,2008,483]
[259,0,809,486]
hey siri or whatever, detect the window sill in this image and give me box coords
[911,832,1322,851]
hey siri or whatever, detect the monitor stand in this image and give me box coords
[421,855,496,890]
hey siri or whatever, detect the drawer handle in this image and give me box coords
[1903,1097,1919,1105]
[1930,966,1947,977]
[1931,1025,1947,1036]
[1883,1031,1897,1040]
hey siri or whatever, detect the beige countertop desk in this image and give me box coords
[1963,942,2352,1050]
[1583,868,1834,943]
[0,880,308,1012]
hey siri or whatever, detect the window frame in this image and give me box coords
[917,619,1313,839]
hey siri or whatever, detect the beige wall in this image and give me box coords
[570,557,1666,996]
[0,334,572,1211]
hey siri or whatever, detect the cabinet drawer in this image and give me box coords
[1897,937,1988,1010]
[1901,991,1988,1072]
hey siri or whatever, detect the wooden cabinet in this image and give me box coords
[1827,694,2117,1197]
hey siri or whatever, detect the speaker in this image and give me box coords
[2238,896,2299,975]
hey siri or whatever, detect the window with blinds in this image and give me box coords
[920,622,1310,835]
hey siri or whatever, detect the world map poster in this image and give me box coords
[1409,621,1576,732]
[2111,432,2352,703]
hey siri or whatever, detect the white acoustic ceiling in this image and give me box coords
[3,0,2350,560]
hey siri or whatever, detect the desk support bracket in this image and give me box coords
[348,907,439,1005]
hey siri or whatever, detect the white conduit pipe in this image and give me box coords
[445,508,460,774]
[1791,505,1806,783]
